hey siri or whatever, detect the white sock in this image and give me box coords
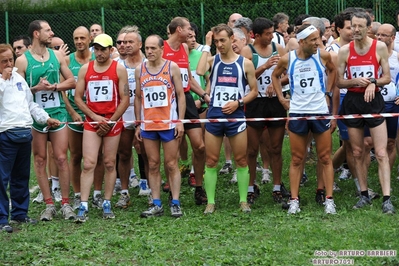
[51,176,59,190]
[115,178,121,184]
[226,160,232,164]
[81,201,88,210]
[247,186,254,193]
[121,189,129,195]
[74,192,81,197]
[93,190,101,197]
[273,185,281,191]
[190,165,194,174]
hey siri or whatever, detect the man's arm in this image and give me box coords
[134,63,142,126]
[74,64,98,121]
[242,58,258,104]
[54,51,76,91]
[171,62,186,138]
[376,42,391,86]
[271,53,290,110]
[109,64,129,122]
[196,31,213,76]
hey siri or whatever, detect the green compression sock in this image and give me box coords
[237,166,249,203]
[204,166,217,204]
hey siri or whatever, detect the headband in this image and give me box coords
[297,25,318,42]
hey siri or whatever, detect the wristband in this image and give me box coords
[199,97,205,104]
[201,92,208,99]
[202,45,211,53]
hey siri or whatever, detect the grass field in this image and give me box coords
[1,133,399,266]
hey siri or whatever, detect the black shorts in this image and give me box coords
[340,91,385,128]
[245,97,286,128]
[183,91,201,130]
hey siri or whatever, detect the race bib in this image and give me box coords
[127,69,136,105]
[349,65,374,79]
[257,69,273,97]
[191,70,202,88]
[143,85,168,109]
[88,80,114,102]
[381,82,397,102]
[180,68,189,88]
[294,71,321,94]
[213,86,238,107]
[35,91,61,109]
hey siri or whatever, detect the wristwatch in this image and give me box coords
[369,78,377,86]
[238,99,244,107]
[325,92,333,98]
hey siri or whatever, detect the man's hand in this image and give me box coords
[364,83,376,103]
[174,123,184,139]
[221,100,239,114]
[46,118,61,128]
[1,67,12,80]
[58,44,70,57]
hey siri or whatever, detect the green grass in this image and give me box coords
[2,133,399,266]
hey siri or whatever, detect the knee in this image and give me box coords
[247,146,258,158]
[103,158,116,172]
[148,161,160,172]
[374,148,388,160]
[82,160,96,172]
[192,142,205,156]
[205,156,218,168]
[351,147,364,159]
[234,156,247,168]
[290,154,304,167]
[317,152,332,165]
[34,156,46,168]
[165,160,178,173]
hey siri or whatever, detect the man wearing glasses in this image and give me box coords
[12,35,31,58]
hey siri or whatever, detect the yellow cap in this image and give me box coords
[92,34,113,47]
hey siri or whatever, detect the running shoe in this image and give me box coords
[115,192,130,209]
[194,187,207,205]
[139,179,151,196]
[32,190,43,203]
[230,170,237,183]
[52,187,62,202]
[179,164,191,178]
[287,199,301,214]
[382,199,395,214]
[338,168,351,180]
[324,198,337,214]
[73,195,81,210]
[261,169,271,183]
[256,162,263,172]
[272,191,283,203]
[219,162,233,174]
[102,201,115,219]
[170,204,183,218]
[300,173,308,186]
[0,224,13,233]
[188,173,196,187]
[40,204,57,221]
[92,194,104,209]
[140,204,164,218]
[240,202,251,213]
[60,204,76,220]
[203,204,215,214]
[315,190,325,205]
[353,195,372,209]
[75,204,88,223]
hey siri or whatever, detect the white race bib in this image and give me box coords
[349,65,374,79]
[294,71,321,94]
[127,69,136,105]
[88,80,114,102]
[35,91,61,109]
[191,70,202,88]
[213,86,238,107]
[143,85,168,109]
[180,68,189,88]
[257,69,273,97]
[381,82,397,102]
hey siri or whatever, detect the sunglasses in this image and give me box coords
[52,46,61,50]
[13,46,24,50]
[116,40,124,45]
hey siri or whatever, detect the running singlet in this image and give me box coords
[347,39,380,93]
[287,49,328,114]
[25,49,64,114]
[381,50,399,102]
[248,42,279,97]
[139,60,178,131]
[84,60,120,115]
[67,52,96,106]
[163,40,190,93]
[208,54,247,118]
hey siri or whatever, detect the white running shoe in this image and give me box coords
[338,168,351,180]
[324,198,337,214]
[52,188,62,202]
[138,179,151,196]
[230,170,237,184]
[287,199,301,214]
[129,175,139,188]
[32,190,44,203]
[261,169,271,184]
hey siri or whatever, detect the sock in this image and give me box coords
[115,178,121,184]
[326,196,333,199]
[45,198,54,205]
[383,196,390,202]
[51,176,59,190]
[102,199,111,207]
[247,186,254,193]
[360,190,369,198]
[226,160,232,164]
[121,189,129,195]
[61,198,69,205]
[93,190,101,198]
[171,199,180,206]
[273,185,281,191]
[204,166,217,204]
[190,165,194,174]
[237,166,249,203]
[138,154,147,179]
[153,199,162,207]
[353,178,361,192]
[75,192,81,197]
[81,201,88,210]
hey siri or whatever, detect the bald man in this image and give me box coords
[228,13,243,28]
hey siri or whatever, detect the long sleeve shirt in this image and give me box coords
[0,67,50,133]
